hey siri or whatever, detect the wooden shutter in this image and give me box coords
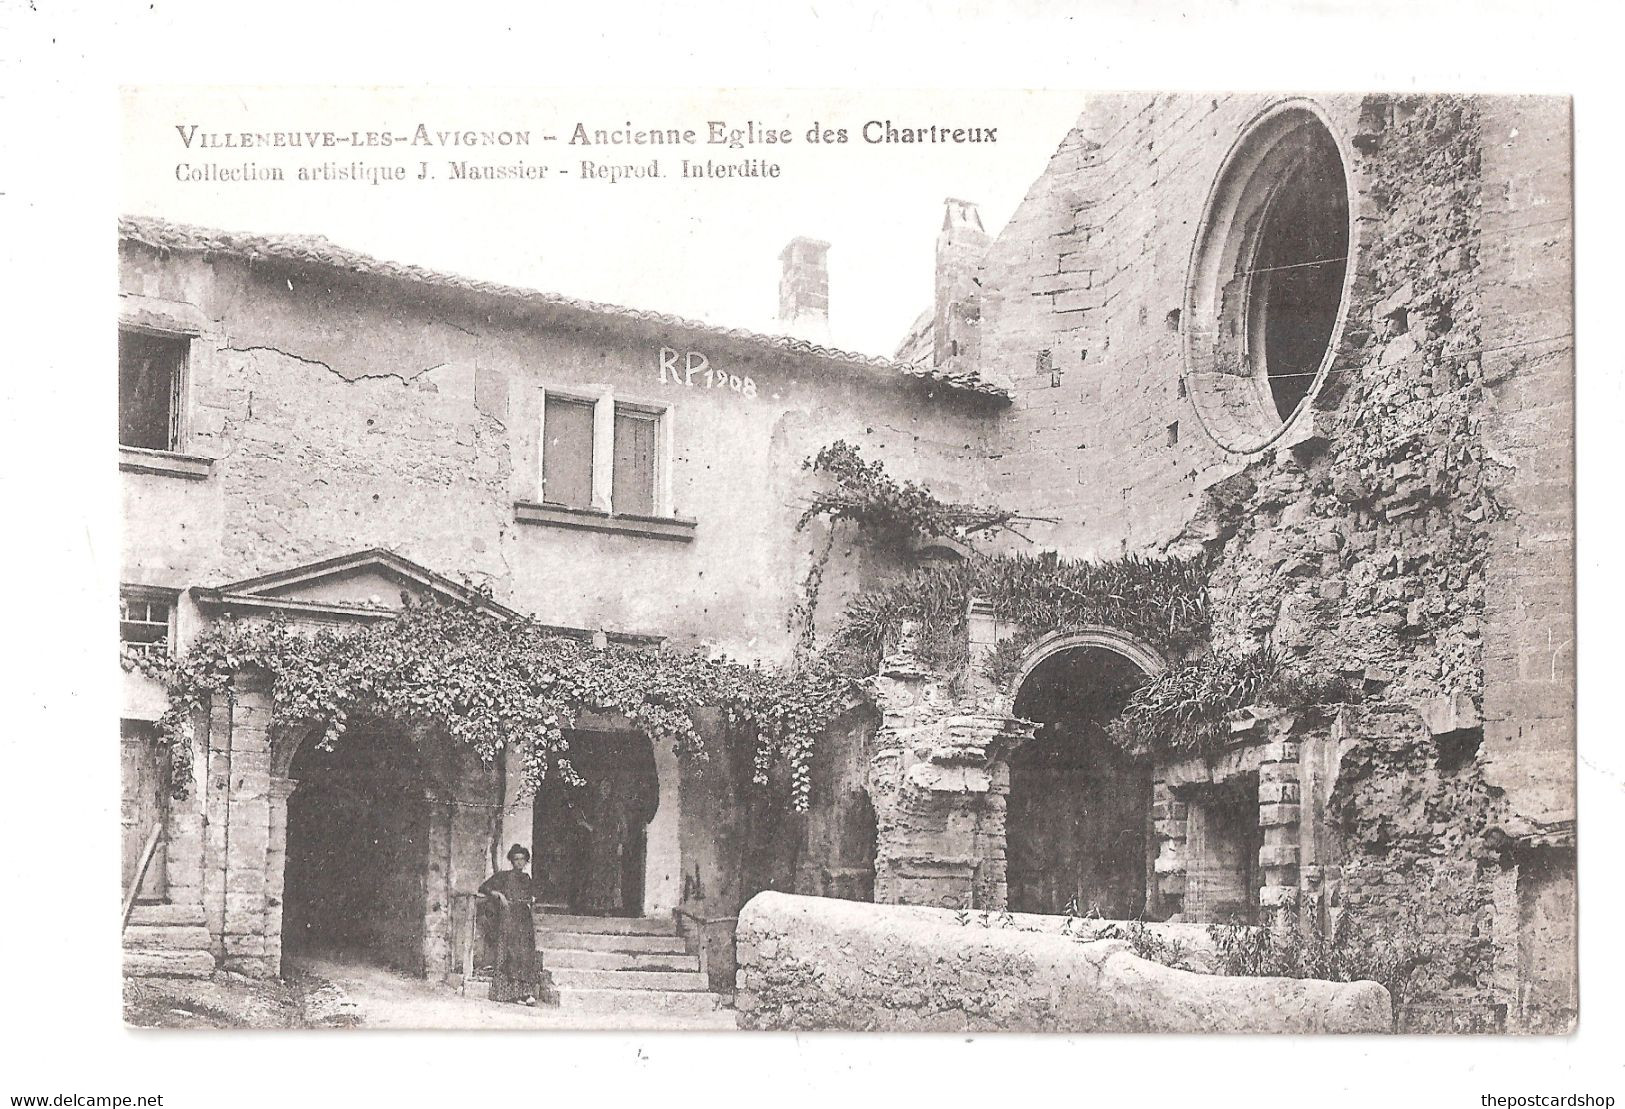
[121,720,168,900]
[542,397,595,507]
[612,408,658,516]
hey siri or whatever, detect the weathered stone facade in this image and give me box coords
[121,91,1573,1032]
[962,93,1574,1031]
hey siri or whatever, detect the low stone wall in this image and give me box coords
[734,892,1391,1033]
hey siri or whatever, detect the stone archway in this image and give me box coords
[281,721,437,973]
[262,715,501,981]
[1004,630,1165,918]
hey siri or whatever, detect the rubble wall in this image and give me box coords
[978,93,1574,1031]
[733,892,1391,1032]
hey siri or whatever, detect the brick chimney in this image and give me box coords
[934,198,989,369]
[778,236,831,341]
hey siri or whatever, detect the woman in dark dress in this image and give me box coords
[478,844,545,1005]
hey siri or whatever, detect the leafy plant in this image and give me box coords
[1095,919,1197,971]
[820,551,1212,679]
[798,440,1042,547]
[138,599,861,810]
[1207,904,1433,1030]
[1104,649,1283,759]
[1104,651,1352,760]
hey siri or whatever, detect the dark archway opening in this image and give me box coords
[534,730,658,916]
[1009,646,1153,918]
[283,722,432,973]
[1251,125,1350,421]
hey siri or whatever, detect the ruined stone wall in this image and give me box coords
[977,94,1574,1031]
[734,891,1391,1032]
[117,247,999,664]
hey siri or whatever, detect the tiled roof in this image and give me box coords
[118,215,1009,401]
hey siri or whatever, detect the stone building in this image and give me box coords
[121,92,1574,1033]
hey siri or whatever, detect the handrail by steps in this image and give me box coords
[672,908,740,984]
[121,824,163,932]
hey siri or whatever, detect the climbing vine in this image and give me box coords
[819,550,1213,680]
[138,600,860,810]
[1103,650,1351,760]
[790,441,1053,655]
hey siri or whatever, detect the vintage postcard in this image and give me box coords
[115,86,1575,1035]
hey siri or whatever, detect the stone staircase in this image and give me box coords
[123,904,217,979]
[536,913,738,1029]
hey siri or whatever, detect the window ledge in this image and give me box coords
[514,501,697,543]
[120,446,214,481]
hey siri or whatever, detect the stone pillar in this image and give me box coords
[498,747,534,860]
[1256,736,1302,911]
[263,777,297,976]
[221,674,275,976]
[433,791,501,982]
[1150,779,1188,917]
[202,693,232,962]
[160,707,211,920]
[866,624,1033,911]
[644,737,683,915]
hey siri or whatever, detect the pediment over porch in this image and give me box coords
[191,548,663,646]
[192,548,522,625]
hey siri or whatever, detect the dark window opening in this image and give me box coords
[119,593,172,658]
[542,396,596,508]
[1249,134,1350,422]
[611,406,658,516]
[119,330,187,451]
[1184,776,1263,924]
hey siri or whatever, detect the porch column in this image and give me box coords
[263,777,298,976]
[498,747,535,862]
[643,737,683,915]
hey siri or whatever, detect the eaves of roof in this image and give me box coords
[118,215,1010,403]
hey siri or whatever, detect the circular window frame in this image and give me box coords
[1182,100,1358,455]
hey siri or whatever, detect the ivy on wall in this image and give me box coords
[139,601,858,810]
[821,551,1213,681]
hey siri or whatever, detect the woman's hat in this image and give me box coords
[506,843,531,862]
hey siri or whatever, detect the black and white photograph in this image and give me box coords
[2,3,1618,1106]
[111,85,1574,1035]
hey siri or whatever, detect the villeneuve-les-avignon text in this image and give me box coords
[171,120,1001,185]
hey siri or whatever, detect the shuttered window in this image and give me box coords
[612,408,658,516]
[542,396,596,507]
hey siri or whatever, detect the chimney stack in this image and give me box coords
[934,198,989,368]
[778,236,831,341]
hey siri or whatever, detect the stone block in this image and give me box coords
[1258,844,1299,869]
[1259,803,1301,828]
[1258,780,1300,804]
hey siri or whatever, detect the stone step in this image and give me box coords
[548,967,710,992]
[555,986,725,1017]
[124,924,212,951]
[538,930,688,954]
[127,903,206,927]
[536,914,675,936]
[543,948,701,972]
[124,949,216,979]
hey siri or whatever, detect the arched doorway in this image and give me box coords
[534,730,659,916]
[1007,639,1158,918]
[282,721,433,973]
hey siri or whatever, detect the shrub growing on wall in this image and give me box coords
[138,599,859,810]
